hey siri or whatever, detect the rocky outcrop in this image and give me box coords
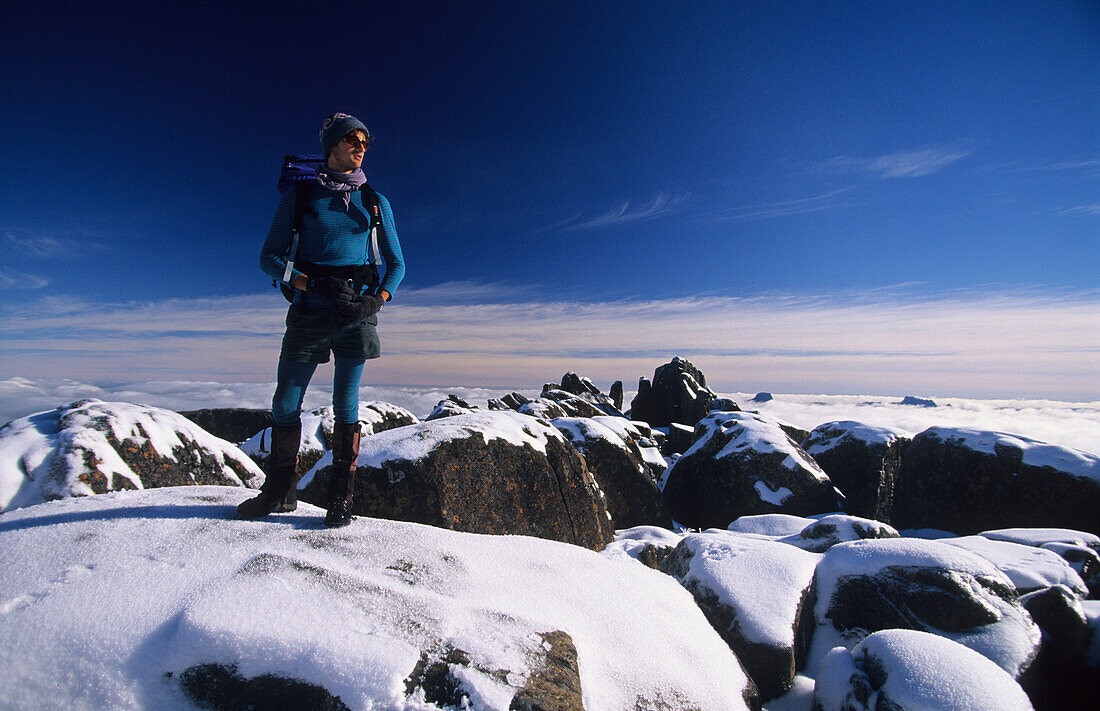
[779,514,900,553]
[545,373,625,417]
[802,422,911,523]
[301,411,615,550]
[425,395,477,421]
[662,411,845,529]
[813,629,1034,711]
[177,408,274,444]
[0,399,262,512]
[630,356,719,428]
[552,416,670,529]
[893,427,1100,536]
[659,531,819,701]
[809,538,1041,680]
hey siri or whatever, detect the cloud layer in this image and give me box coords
[2,285,1097,404]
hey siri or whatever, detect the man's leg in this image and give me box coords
[324,357,365,527]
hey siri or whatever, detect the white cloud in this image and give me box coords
[0,270,51,290]
[707,188,854,222]
[1,286,1097,408]
[0,226,104,259]
[1055,203,1100,217]
[561,193,688,231]
[815,144,974,178]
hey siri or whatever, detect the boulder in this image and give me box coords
[0,399,262,512]
[802,421,911,523]
[425,395,477,421]
[659,530,819,700]
[177,408,274,444]
[552,416,670,529]
[1019,585,1094,711]
[662,422,697,456]
[808,538,1041,679]
[662,411,845,529]
[813,629,1034,711]
[893,427,1100,536]
[943,536,1088,596]
[301,411,615,550]
[630,356,718,428]
[779,514,899,553]
[898,395,937,407]
[552,372,625,417]
[979,528,1100,595]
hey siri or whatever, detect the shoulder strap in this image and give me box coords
[282,182,313,285]
[359,183,383,266]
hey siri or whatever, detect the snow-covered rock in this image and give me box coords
[663,411,845,529]
[552,416,670,529]
[539,373,625,417]
[809,538,1041,679]
[813,629,1034,711]
[727,513,815,538]
[893,427,1100,536]
[0,486,759,710]
[659,530,819,700]
[300,411,615,550]
[0,400,261,513]
[424,394,478,421]
[176,407,273,444]
[801,421,911,523]
[943,535,1088,596]
[979,527,1100,596]
[1018,584,1095,710]
[779,514,899,553]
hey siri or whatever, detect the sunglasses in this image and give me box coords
[341,135,371,150]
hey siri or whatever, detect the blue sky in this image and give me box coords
[2,1,1098,402]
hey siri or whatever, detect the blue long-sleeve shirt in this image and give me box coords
[260,183,406,297]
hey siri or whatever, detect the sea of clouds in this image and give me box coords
[2,377,1096,454]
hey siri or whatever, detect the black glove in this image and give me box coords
[335,294,384,323]
[308,276,356,305]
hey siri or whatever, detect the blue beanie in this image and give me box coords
[319,113,371,157]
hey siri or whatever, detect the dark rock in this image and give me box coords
[609,381,624,411]
[539,389,604,418]
[663,411,844,529]
[177,408,274,444]
[425,395,477,421]
[898,396,936,407]
[709,397,742,412]
[175,663,350,711]
[552,417,671,529]
[302,412,614,550]
[509,631,584,711]
[660,531,818,701]
[751,393,773,403]
[893,427,1100,536]
[662,422,697,456]
[1018,584,1095,711]
[630,356,717,428]
[802,422,911,523]
[543,373,625,417]
[810,538,1041,679]
[777,422,809,445]
[518,398,570,420]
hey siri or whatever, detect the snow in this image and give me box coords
[602,525,685,561]
[809,538,1041,677]
[669,530,820,649]
[779,514,899,552]
[979,527,1100,548]
[0,400,261,513]
[944,535,1088,595]
[727,513,815,538]
[919,427,1100,483]
[0,486,754,710]
[688,411,826,478]
[814,629,1034,711]
[802,420,911,455]
[754,480,793,505]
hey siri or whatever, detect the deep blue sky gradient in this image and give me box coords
[3,2,1098,312]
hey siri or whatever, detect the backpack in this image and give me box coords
[274,154,383,302]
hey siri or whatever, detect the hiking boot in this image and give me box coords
[324,421,360,527]
[236,422,301,520]
[323,498,353,528]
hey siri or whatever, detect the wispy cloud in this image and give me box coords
[0,270,51,290]
[560,193,688,231]
[2,285,1097,402]
[707,188,854,223]
[814,143,975,178]
[1,226,106,259]
[1055,203,1100,217]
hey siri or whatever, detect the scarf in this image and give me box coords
[315,165,366,208]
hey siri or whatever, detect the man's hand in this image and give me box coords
[335,294,384,323]
[308,276,356,304]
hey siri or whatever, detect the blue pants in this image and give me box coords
[272,357,366,426]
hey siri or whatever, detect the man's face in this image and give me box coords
[327,130,369,172]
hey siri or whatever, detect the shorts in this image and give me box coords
[279,300,380,363]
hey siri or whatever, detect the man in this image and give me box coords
[238,113,405,527]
